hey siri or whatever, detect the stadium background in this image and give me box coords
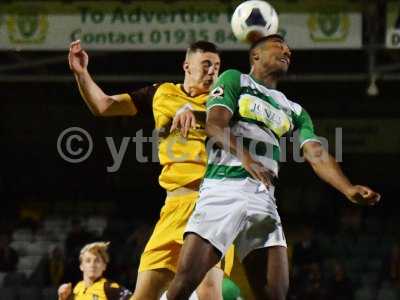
[0,0,399,299]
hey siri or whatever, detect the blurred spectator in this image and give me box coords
[0,233,19,272]
[2,271,27,288]
[118,222,152,287]
[48,246,64,286]
[64,218,94,283]
[32,244,65,287]
[65,218,94,258]
[127,223,152,261]
[48,245,65,286]
[291,223,325,300]
[292,223,322,274]
[326,261,354,300]
[389,242,400,287]
[297,262,327,300]
[339,206,362,235]
[377,280,398,300]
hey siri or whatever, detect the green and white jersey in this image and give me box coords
[205,69,319,180]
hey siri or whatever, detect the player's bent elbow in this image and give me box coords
[95,107,107,116]
[97,95,137,117]
[94,96,116,116]
[304,142,325,164]
[90,108,102,116]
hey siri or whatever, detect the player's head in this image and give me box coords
[79,241,109,282]
[183,41,221,93]
[249,34,291,76]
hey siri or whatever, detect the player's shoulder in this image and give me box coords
[156,82,180,92]
[286,97,304,116]
[73,280,85,293]
[270,89,303,116]
[218,69,242,81]
[104,279,120,288]
[152,82,180,101]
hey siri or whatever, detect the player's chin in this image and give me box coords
[273,67,288,77]
[202,81,213,90]
[278,61,289,73]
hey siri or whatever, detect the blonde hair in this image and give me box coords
[79,241,110,264]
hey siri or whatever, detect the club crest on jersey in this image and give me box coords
[210,86,224,98]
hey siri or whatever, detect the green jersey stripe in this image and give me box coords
[207,103,234,114]
[205,164,250,179]
[242,137,281,161]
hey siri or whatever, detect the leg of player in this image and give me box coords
[130,269,174,300]
[160,267,224,300]
[166,233,221,300]
[161,291,200,300]
[242,246,289,300]
[196,267,224,300]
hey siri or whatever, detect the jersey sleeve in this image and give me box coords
[128,84,160,115]
[206,69,242,114]
[104,281,132,300]
[292,108,320,148]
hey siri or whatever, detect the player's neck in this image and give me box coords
[83,276,98,288]
[250,70,278,89]
[182,82,204,97]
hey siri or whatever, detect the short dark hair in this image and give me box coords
[249,34,285,51]
[186,40,219,57]
[249,34,286,65]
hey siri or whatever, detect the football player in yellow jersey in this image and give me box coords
[68,40,232,300]
[58,242,131,300]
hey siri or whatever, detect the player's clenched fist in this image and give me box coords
[58,282,72,300]
[346,185,381,206]
[68,40,89,75]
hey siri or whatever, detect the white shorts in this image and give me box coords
[185,177,287,261]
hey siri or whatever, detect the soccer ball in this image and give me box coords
[231,0,279,44]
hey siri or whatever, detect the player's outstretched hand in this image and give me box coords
[346,185,381,206]
[58,282,72,300]
[68,40,89,75]
[170,110,196,137]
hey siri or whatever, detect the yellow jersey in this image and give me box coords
[129,83,208,191]
[73,278,131,300]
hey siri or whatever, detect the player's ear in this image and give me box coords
[252,48,260,62]
[183,60,189,73]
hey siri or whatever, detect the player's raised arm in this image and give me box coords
[68,40,137,117]
[302,141,381,206]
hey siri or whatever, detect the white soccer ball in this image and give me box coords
[231,0,279,44]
